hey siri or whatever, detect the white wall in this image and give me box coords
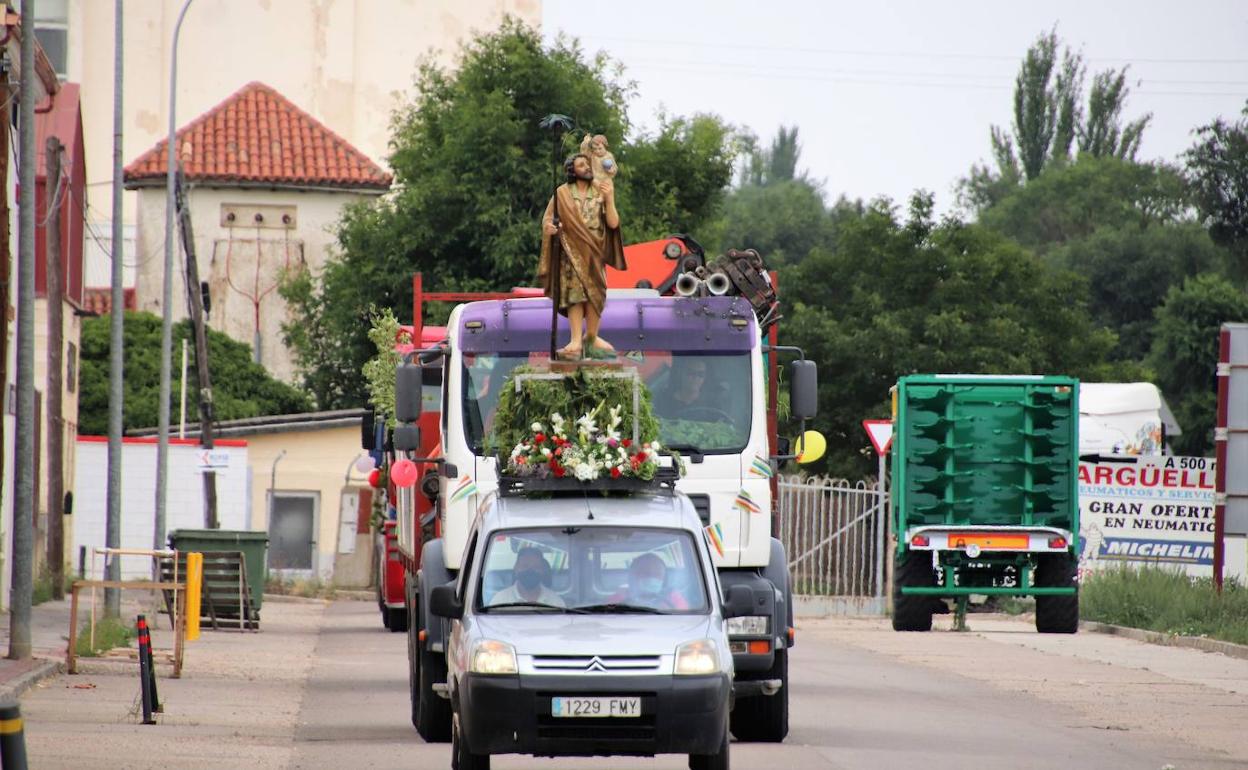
[72,438,251,579]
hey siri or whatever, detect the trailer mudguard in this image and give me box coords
[416,538,454,653]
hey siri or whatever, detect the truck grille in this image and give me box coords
[531,655,661,673]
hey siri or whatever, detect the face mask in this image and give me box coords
[635,577,664,596]
[516,569,543,591]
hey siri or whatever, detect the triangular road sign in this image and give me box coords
[863,419,893,455]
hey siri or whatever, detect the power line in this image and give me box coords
[576,32,1248,66]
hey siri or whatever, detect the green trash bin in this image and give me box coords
[168,529,269,612]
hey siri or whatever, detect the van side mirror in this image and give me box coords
[722,585,754,619]
[361,408,376,450]
[394,425,422,452]
[429,584,463,619]
[396,364,423,423]
[790,360,818,420]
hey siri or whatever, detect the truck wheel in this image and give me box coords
[892,551,935,632]
[1034,554,1079,634]
[386,605,408,633]
[452,710,490,770]
[689,714,730,770]
[414,607,452,741]
[729,649,788,742]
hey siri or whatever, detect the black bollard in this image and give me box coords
[144,617,161,713]
[136,615,156,725]
[0,701,28,769]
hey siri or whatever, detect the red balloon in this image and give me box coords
[367,468,381,488]
[391,458,419,488]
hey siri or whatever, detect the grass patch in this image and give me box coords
[265,575,337,599]
[1080,565,1248,646]
[75,616,136,658]
[32,565,72,606]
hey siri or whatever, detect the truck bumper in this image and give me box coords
[459,672,730,757]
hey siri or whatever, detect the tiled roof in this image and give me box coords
[124,81,392,192]
[82,287,136,316]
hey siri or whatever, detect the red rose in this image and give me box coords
[610,467,622,479]
[535,433,546,444]
[553,464,566,477]
[635,452,647,463]
[622,439,632,448]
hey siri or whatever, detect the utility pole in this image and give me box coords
[105,0,124,616]
[44,137,65,600]
[156,0,195,553]
[175,167,217,528]
[10,0,39,660]
[0,55,11,538]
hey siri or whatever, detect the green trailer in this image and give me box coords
[890,375,1080,634]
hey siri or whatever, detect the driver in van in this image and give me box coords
[490,547,565,607]
[608,553,689,610]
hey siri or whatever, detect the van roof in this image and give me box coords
[482,493,702,533]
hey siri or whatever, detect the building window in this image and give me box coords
[66,341,77,393]
[34,0,68,80]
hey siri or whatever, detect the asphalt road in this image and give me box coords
[20,599,1248,769]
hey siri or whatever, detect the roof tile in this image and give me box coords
[124,81,391,191]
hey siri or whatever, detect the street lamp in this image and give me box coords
[155,0,194,554]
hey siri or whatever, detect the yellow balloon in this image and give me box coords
[796,430,827,464]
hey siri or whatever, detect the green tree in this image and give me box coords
[962,30,1151,213]
[77,312,313,435]
[1184,102,1248,274]
[741,125,804,187]
[1149,274,1248,455]
[781,192,1121,477]
[284,20,739,408]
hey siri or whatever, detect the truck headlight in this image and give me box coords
[470,639,517,675]
[675,639,720,675]
[726,616,769,636]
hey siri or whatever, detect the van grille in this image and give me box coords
[531,655,661,673]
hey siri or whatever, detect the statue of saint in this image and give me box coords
[538,152,626,359]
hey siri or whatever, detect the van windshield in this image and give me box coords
[476,527,709,614]
[461,352,752,455]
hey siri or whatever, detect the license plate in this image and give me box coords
[551,696,641,718]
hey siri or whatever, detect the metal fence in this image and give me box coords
[778,475,887,614]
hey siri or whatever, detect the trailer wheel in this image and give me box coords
[1034,554,1079,634]
[413,602,452,741]
[892,551,936,632]
[729,649,788,742]
[385,605,408,633]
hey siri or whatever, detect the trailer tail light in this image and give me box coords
[910,535,930,547]
[1048,536,1068,549]
[748,640,771,655]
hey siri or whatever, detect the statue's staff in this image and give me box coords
[538,113,574,361]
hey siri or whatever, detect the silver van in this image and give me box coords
[429,492,754,769]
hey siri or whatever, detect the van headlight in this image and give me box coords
[470,639,517,675]
[675,639,721,675]
[726,616,769,636]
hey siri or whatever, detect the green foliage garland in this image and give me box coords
[361,307,411,427]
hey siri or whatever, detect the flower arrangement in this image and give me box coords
[506,404,667,482]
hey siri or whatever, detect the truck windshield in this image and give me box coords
[476,527,709,614]
[461,352,752,455]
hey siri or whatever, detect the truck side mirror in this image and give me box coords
[429,584,463,619]
[395,363,423,423]
[394,425,422,452]
[790,360,818,421]
[722,585,754,619]
[361,408,376,450]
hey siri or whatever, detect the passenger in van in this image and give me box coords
[609,553,688,610]
[490,547,565,607]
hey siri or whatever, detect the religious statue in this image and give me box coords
[580,133,618,183]
[538,150,626,360]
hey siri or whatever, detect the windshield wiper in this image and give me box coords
[483,601,585,613]
[575,602,668,614]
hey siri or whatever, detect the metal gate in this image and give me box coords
[778,475,887,615]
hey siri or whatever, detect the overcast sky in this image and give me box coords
[542,0,1248,214]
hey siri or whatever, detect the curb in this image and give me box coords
[261,594,330,605]
[1082,621,1248,661]
[0,658,64,702]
